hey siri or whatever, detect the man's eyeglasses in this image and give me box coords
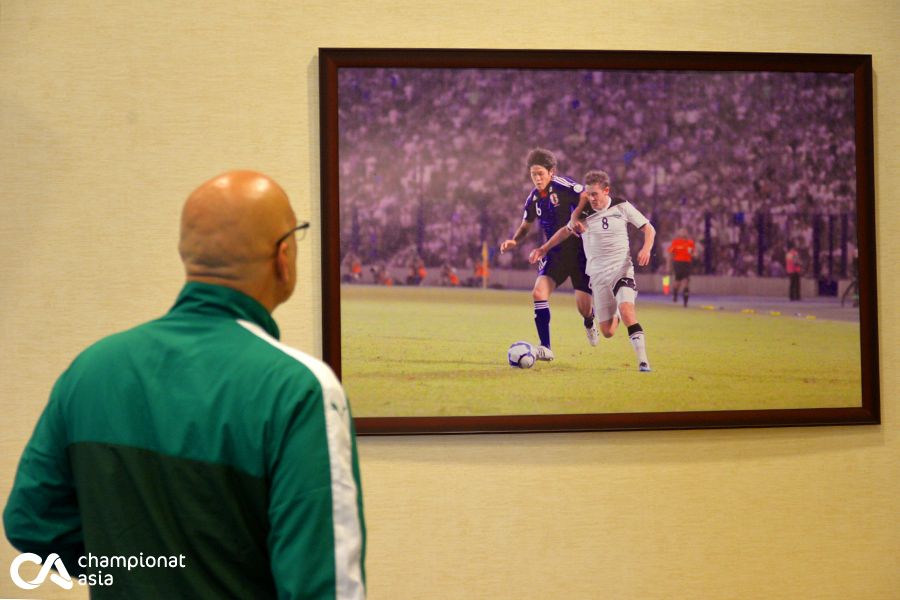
[275,222,310,248]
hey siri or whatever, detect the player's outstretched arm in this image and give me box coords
[500,220,531,253]
[529,225,573,264]
[637,223,656,267]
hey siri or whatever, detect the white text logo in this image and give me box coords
[10,552,74,590]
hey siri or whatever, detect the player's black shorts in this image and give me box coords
[536,244,591,294]
[673,261,692,281]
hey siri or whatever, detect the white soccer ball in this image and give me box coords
[507,341,535,369]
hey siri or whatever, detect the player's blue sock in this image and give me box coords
[583,311,594,329]
[534,300,551,348]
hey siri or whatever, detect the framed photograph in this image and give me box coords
[319,48,878,435]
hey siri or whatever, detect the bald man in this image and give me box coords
[4,171,366,599]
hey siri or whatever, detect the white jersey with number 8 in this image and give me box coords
[581,198,649,285]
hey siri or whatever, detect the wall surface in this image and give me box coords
[1,1,898,598]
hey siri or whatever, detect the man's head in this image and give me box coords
[527,148,557,192]
[583,170,612,210]
[179,170,300,312]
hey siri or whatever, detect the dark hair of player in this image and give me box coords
[526,148,557,171]
[584,170,611,189]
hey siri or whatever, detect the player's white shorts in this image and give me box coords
[589,268,637,322]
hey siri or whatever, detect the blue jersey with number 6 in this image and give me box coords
[523,175,584,249]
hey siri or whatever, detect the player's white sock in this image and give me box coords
[627,323,649,367]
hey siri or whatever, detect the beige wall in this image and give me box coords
[1,1,897,598]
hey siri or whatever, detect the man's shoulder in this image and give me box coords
[584,197,629,218]
[70,316,336,393]
[551,175,584,195]
[614,197,649,219]
[234,320,341,393]
[70,319,161,368]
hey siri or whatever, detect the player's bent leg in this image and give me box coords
[593,286,618,338]
[575,290,599,346]
[598,318,617,338]
[598,300,619,338]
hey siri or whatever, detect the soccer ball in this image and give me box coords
[507,341,535,369]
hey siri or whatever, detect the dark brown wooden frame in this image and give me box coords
[319,48,879,435]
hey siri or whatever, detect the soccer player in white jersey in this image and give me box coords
[529,170,656,372]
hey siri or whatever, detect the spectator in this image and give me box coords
[4,171,366,599]
[338,68,856,278]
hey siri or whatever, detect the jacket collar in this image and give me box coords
[169,281,280,340]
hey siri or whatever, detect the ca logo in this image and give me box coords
[10,552,74,590]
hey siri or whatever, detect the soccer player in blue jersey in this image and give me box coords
[500,148,597,361]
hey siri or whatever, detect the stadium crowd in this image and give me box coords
[338,67,857,281]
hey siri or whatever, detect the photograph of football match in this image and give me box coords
[335,66,863,419]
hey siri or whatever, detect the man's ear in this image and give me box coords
[275,241,291,282]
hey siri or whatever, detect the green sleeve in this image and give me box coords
[266,384,365,599]
[3,375,85,573]
[348,402,366,587]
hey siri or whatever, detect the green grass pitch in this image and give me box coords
[340,285,862,417]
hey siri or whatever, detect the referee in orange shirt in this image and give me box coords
[667,228,695,307]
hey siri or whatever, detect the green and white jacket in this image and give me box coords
[4,282,366,599]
